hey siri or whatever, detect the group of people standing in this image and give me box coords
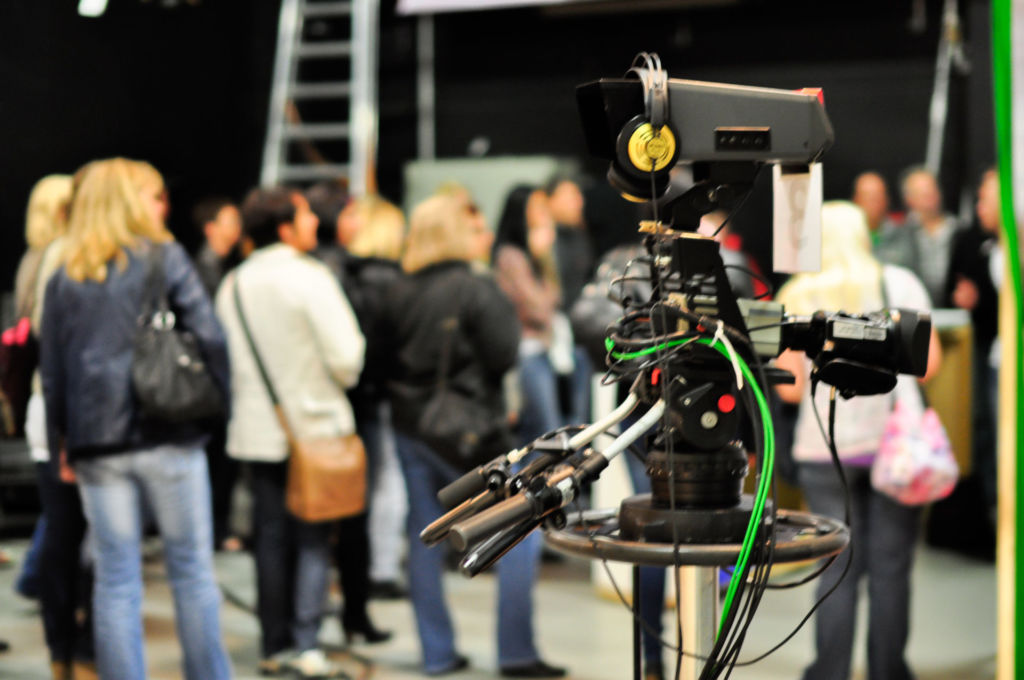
[12,153,1005,680]
[854,165,1004,519]
[11,157,596,680]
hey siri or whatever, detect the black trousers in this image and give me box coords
[334,512,371,630]
[206,420,239,546]
[35,462,93,664]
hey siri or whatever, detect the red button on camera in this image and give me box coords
[717,394,736,413]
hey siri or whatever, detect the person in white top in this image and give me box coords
[774,201,941,680]
[215,186,365,679]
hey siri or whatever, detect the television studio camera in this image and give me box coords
[420,54,932,680]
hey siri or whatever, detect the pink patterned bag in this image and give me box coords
[871,376,958,506]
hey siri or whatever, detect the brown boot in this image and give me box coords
[71,660,99,680]
[50,661,72,680]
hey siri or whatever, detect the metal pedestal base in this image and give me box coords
[544,505,849,680]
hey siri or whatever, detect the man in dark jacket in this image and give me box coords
[192,196,242,299]
[191,195,243,551]
[945,168,1001,514]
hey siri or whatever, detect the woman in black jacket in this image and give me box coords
[331,194,408,642]
[384,193,565,677]
[39,158,232,680]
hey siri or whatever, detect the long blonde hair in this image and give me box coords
[401,194,475,273]
[776,201,883,315]
[63,158,173,282]
[25,174,73,249]
[347,196,406,260]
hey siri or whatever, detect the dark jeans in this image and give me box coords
[623,421,665,668]
[798,463,920,680]
[396,432,544,673]
[249,460,332,657]
[35,463,94,664]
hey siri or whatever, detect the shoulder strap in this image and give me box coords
[232,273,300,444]
[140,243,169,318]
[431,272,474,394]
[232,274,279,406]
[434,316,457,393]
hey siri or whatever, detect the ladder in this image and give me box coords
[260,0,379,195]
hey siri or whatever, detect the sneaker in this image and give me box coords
[286,648,347,679]
[258,649,297,676]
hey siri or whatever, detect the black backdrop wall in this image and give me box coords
[0,0,995,292]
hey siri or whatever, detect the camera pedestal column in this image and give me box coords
[678,566,719,680]
[628,564,719,680]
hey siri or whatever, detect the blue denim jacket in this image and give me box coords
[40,240,230,462]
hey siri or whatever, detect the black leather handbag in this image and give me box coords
[131,244,224,423]
[416,311,511,471]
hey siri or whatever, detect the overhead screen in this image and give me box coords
[396,0,595,14]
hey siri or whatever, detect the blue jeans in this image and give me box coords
[75,445,231,680]
[517,350,564,442]
[568,345,593,427]
[798,463,920,680]
[395,432,543,673]
[362,400,408,583]
[623,419,666,668]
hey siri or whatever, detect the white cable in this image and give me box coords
[713,322,744,391]
[599,399,666,462]
[568,393,640,451]
[506,393,641,465]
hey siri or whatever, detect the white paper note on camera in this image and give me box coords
[772,163,822,273]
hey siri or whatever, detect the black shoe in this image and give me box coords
[369,580,408,600]
[426,655,470,676]
[343,620,393,645]
[500,660,567,678]
[0,640,9,654]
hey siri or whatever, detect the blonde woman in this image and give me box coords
[384,194,564,677]
[333,195,408,633]
[39,158,232,680]
[774,201,940,680]
[12,174,99,680]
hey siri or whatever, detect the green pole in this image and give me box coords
[992,0,1024,673]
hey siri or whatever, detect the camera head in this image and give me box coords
[578,54,927,404]
[576,59,834,202]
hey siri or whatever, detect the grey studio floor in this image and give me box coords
[0,528,997,680]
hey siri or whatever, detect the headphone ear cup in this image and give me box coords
[607,161,669,201]
[614,114,678,183]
